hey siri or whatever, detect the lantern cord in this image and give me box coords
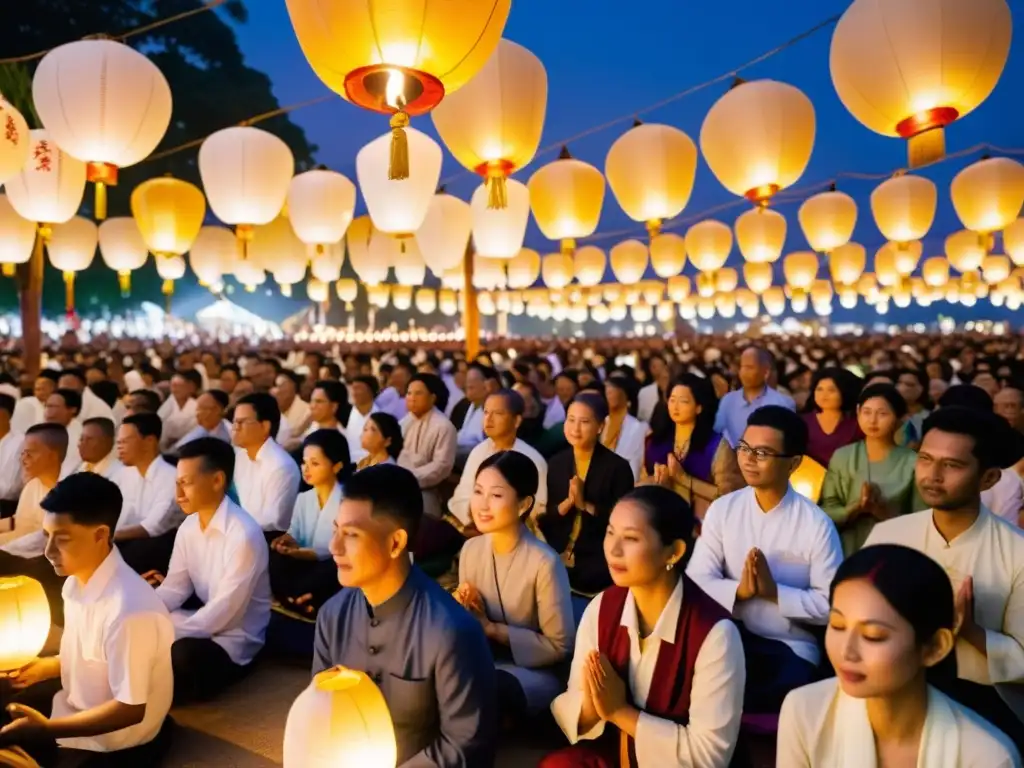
[0,0,229,65]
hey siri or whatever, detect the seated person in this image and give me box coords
[45,390,82,479]
[687,405,843,714]
[778,544,1019,767]
[312,463,496,767]
[455,451,574,726]
[170,390,231,451]
[270,429,351,618]
[397,373,457,520]
[148,437,271,705]
[544,486,745,768]
[355,412,402,470]
[157,370,200,451]
[0,473,174,768]
[76,417,123,480]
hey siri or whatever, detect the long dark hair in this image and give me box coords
[477,450,539,519]
[649,373,718,451]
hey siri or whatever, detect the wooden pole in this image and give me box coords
[463,244,480,361]
[18,231,44,378]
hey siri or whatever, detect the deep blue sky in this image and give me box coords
[224,0,1024,328]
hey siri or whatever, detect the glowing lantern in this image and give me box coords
[287,169,357,252]
[874,247,900,288]
[392,285,413,311]
[541,252,573,290]
[432,39,546,209]
[367,284,391,309]
[695,272,716,299]
[830,242,867,287]
[922,256,950,287]
[0,195,37,277]
[415,288,437,315]
[685,220,732,273]
[982,255,1011,285]
[284,0,509,180]
[591,303,610,324]
[605,122,697,236]
[0,95,30,184]
[950,157,1024,244]
[528,147,605,255]
[640,281,664,305]
[870,174,936,246]
[945,229,986,273]
[744,262,774,294]
[762,286,786,316]
[335,278,358,309]
[783,251,818,291]
[393,240,427,285]
[1004,219,1024,267]
[0,576,51,671]
[838,288,858,309]
[716,268,739,293]
[735,208,786,264]
[32,39,172,219]
[272,257,310,297]
[190,226,235,286]
[574,246,606,287]
[311,242,345,283]
[830,0,1011,168]
[667,276,691,302]
[234,259,266,293]
[155,254,186,306]
[471,179,530,259]
[358,127,442,241]
[305,278,329,304]
[876,240,922,277]
[416,192,471,274]
[348,216,389,285]
[650,233,687,278]
[439,288,458,316]
[506,248,540,289]
[700,79,815,204]
[98,217,148,295]
[200,127,293,249]
[249,216,307,279]
[48,216,97,314]
[799,190,857,253]
[130,176,205,260]
[610,240,648,285]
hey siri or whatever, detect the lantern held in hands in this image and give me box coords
[0,576,51,672]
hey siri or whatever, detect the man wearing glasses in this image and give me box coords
[687,405,843,714]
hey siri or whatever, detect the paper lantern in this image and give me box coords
[945,229,986,273]
[1004,219,1024,267]
[610,239,648,285]
[392,240,426,286]
[358,127,442,238]
[287,169,357,251]
[432,39,546,208]
[190,226,236,285]
[32,39,172,219]
[307,278,329,304]
[761,286,785,316]
[716,268,739,294]
[699,79,815,204]
[950,157,1024,240]
[605,122,697,236]
[0,95,30,185]
[415,288,437,314]
[830,0,1011,168]
[0,194,37,276]
[648,233,685,279]
[982,255,1011,285]
[98,217,148,295]
[416,192,471,274]
[335,277,358,308]
[783,251,818,291]
[695,272,717,299]
[744,262,774,294]
[667,276,691,302]
[715,292,737,319]
[922,256,950,287]
[249,216,307,278]
[631,300,654,323]
[506,248,540,289]
[870,174,936,245]
[367,284,391,309]
[685,220,732,273]
[311,241,345,282]
[830,242,867,287]
[155,253,186,302]
[735,208,786,264]
[528,148,605,255]
[48,216,97,313]
[130,176,205,260]
[391,284,413,310]
[0,576,51,671]
[284,0,509,180]
[471,179,530,259]
[541,252,573,290]
[639,281,664,305]
[234,259,266,292]
[199,127,294,243]
[347,216,389,285]
[5,130,86,230]
[876,240,923,278]
[799,190,857,253]
[272,257,310,297]
[874,246,901,287]
[574,246,606,287]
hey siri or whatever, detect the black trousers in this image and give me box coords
[268,550,340,611]
[116,530,177,575]
[738,623,819,715]
[0,551,65,626]
[170,637,250,706]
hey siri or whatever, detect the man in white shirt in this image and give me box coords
[115,413,182,575]
[171,389,232,451]
[147,437,271,704]
[687,405,843,714]
[274,371,311,453]
[0,472,174,766]
[454,364,494,466]
[345,375,379,463]
[77,417,123,481]
[232,392,301,539]
[10,370,59,435]
[865,407,1024,750]
[46,389,83,478]
[0,393,26,520]
[156,370,200,452]
[59,368,115,425]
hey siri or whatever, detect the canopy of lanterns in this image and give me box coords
[0,0,1021,325]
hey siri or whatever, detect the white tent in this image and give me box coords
[195,299,283,339]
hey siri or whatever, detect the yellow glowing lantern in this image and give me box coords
[686,220,732,273]
[858,273,879,300]
[783,251,818,291]
[667,275,691,302]
[799,190,857,253]
[249,216,307,280]
[432,39,546,209]
[506,247,540,289]
[716,268,739,293]
[190,226,236,286]
[388,285,412,311]
[874,246,899,288]
[284,0,509,180]
[98,217,148,295]
[335,277,358,309]
[830,0,1011,169]
[811,279,834,305]
[829,242,867,288]
[950,157,1024,245]
[32,39,172,219]
[640,281,664,305]
[610,239,648,285]
[415,287,437,314]
[650,233,687,278]
[357,127,442,238]
[591,303,610,324]
[528,147,605,255]
[155,253,186,305]
[307,278,330,304]
[473,253,506,291]
[471,179,530,259]
[0,95,30,185]
[393,239,427,286]
[438,288,458,316]
[287,169,357,252]
[416,192,471,274]
[876,240,922,277]
[311,241,345,283]
[735,208,786,264]
[1004,219,1024,267]
[0,194,37,277]
[541,252,573,290]
[695,272,716,299]
[605,122,697,237]
[272,257,309,297]
[348,216,389,285]
[367,283,391,309]
[130,176,205,261]
[982,255,1011,285]
[762,286,786,316]
[234,259,266,292]
[945,229,986,273]
[922,256,950,287]
[0,576,51,672]
[870,174,936,246]
[631,300,654,323]
[838,288,858,309]
[48,216,97,314]
[574,246,606,287]
[700,79,815,205]
[744,262,774,294]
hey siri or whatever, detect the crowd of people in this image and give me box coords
[0,328,1021,767]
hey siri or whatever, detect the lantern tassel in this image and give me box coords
[907,127,945,169]
[63,271,75,314]
[118,271,131,297]
[94,182,107,221]
[389,111,410,181]
[486,175,508,210]
[1,263,13,277]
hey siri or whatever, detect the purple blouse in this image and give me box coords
[801,412,863,467]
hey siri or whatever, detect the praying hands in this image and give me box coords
[735,548,778,603]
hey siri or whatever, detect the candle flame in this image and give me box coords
[385,69,406,110]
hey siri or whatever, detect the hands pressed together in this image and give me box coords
[735,547,778,603]
[454,582,493,636]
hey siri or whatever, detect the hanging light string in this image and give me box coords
[0,0,228,65]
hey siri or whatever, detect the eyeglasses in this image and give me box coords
[736,442,796,463]
[231,417,259,429]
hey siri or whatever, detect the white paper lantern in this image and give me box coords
[574,246,606,287]
[190,226,236,285]
[0,96,30,185]
[506,248,540,289]
[347,216,389,285]
[416,192,471,274]
[357,127,442,236]
[0,194,37,276]
[5,130,86,226]
[471,179,530,259]
[287,169,357,250]
[99,217,148,295]
[310,241,344,282]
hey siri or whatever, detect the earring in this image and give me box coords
[665,562,674,571]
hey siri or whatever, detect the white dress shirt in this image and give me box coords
[156,497,271,665]
[287,484,342,559]
[79,450,125,482]
[449,439,549,527]
[172,420,232,451]
[687,486,843,666]
[10,396,43,435]
[301,420,346,440]
[118,457,182,537]
[0,430,25,502]
[346,404,378,463]
[637,383,661,424]
[604,413,648,482]
[0,477,52,557]
[59,418,83,479]
[457,403,486,449]
[281,398,312,440]
[55,548,174,752]
[551,578,745,768]
[983,469,1024,527]
[79,387,115,424]
[233,438,301,532]
[157,396,197,451]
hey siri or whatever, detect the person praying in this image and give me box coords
[687,405,843,714]
[397,373,457,520]
[312,463,497,767]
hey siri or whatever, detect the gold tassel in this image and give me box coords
[162,279,174,295]
[118,271,131,296]
[486,174,508,210]
[63,271,75,314]
[389,111,410,180]
[1,263,13,277]
[907,127,945,169]
[94,182,107,221]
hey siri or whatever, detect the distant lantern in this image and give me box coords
[416,192,471,274]
[471,179,530,259]
[762,286,787,316]
[130,176,206,259]
[432,39,547,209]
[5,130,87,243]
[829,242,867,287]
[610,240,648,285]
[287,169,357,253]
[735,208,786,264]
[649,233,687,278]
[32,39,172,219]
[47,216,97,314]
[743,262,774,294]
[190,226,236,286]
[311,241,345,283]
[528,147,605,256]
[414,287,437,315]
[945,229,986,273]
[335,277,358,308]
[715,268,739,293]
[392,285,414,311]
[700,79,815,205]
[307,278,330,304]
[874,246,900,287]
[347,216,389,286]
[249,216,307,282]
[922,256,951,288]
[574,246,606,287]
[506,248,541,289]
[605,122,697,237]
[0,195,37,277]
[98,217,148,295]
[284,0,509,180]
[0,576,51,672]
[1004,219,1024,266]
[357,127,442,239]
[877,240,923,278]
[392,239,427,286]
[685,220,732,273]
[666,275,691,302]
[438,288,458,316]
[783,251,818,291]
[870,174,936,246]
[155,253,186,304]
[541,252,573,290]
[272,257,309,298]
[0,95,30,185]
[799,190,857,253]
[199,127,294,248]
[233,259,266,292]
[982,254,1011,285]
[830,0,1011,169]
[950,157,1024,246]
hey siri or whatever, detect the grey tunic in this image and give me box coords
[313,566,497,768]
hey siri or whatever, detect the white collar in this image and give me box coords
[620,576,684,645]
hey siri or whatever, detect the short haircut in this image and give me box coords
[313,379,348,405]
[746,405,809,456]
[60,367,86,385]
[53,388,82,414]
[342,463,423,544]
[322,362,343,380]
[220,363,241,378]
[90,380,120,408]
[368,412,404,459]
[175,369,203,392]
[40,472,123,533]
[410,372,449,413]
[922,406,1017,471]
[123,412,162,441]
[938,384,994,412]
[303,428,354,483]
[469,362,501,383]
[488,389,525,418]
[0,393,14,417]
[201,389,230,410]
[237,392,282,439]
[82,417,115,440]
[352,374,380,398]
[858,383,908,420]
[277,369,303,390]
[178,436,236,486]
[129,389,162,413]
[743,346,774,368]
[26,422,69,460]
[38,370,61,384]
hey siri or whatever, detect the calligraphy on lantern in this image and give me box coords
[34,140,52,172]
[3,115,18,146]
